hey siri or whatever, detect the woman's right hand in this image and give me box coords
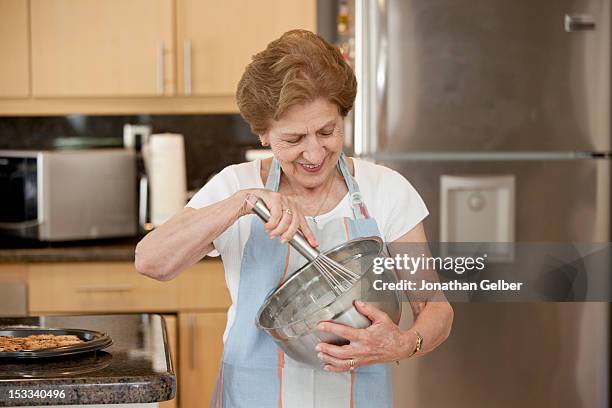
[235,189,318,248]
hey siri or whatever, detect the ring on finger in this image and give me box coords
[347,358,356,371]
[284,208,293,216]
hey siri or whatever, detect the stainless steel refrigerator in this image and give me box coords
[340,0,611,406]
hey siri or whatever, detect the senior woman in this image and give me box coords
[136,30,453,407]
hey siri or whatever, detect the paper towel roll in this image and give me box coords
[145,133,187,227]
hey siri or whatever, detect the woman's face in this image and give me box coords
[261,98,343,190]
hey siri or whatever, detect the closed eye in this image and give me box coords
[283,135,304,144]
[318,128,335,136]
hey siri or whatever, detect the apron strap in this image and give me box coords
[265,157,283,191]
[337,153,370,220]
[263,152,370,220]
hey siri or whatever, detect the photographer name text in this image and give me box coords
[373,279,524,291]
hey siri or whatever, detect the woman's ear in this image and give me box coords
[259,134,270,147]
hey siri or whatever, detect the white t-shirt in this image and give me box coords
[186,158,429,341]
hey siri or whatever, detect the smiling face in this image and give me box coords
[261,98,344,191]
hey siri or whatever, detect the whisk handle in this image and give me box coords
[250,198,320,262]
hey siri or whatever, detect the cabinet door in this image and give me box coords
[30,0,174,97]
[179,312,227,408]
[0,0,29,97]
[176,0,316,96]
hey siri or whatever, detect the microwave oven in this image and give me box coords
[0,149,137,241]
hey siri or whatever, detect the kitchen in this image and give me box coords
[0,0,609,407]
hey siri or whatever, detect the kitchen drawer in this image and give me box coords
[28,261,229,313]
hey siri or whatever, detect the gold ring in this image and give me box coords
[348,358,356,370]
[284,208,293,216]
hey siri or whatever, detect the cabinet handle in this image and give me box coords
[565,14,596,32]
[75,283,134,293]
[188,315,196,369]
[183,40,192,95]
[157,42,165,95]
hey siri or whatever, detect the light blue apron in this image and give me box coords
[211,154,392,408]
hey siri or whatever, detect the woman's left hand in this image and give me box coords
[315,300,415,372]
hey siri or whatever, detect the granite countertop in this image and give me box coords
[0,238,139,263]
[0,314,175,406]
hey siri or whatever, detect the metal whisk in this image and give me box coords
[250,198,361,296]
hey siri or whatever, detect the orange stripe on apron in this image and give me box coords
[277,246,291,287]
[277,349,285,407]
[350,371,356,408]
[342,218,351,240]
[276,244,291,407]
[217,365,223,408]
[344,217,357,408]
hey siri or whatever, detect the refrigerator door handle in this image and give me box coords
[354,0,388,157]
[375,0,388,155]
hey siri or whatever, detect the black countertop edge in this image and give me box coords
[0,249,217,263]
[0,237,139,263]
[0,250,136,263]
[0,373,176,406]
[0,237,217,263]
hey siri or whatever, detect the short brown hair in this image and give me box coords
[236,29,357,135]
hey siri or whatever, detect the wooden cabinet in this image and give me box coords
[30,0,175,97]
[176,0,317,96]
[178,312,226,408]
[0,0,29,97]
[176,260,229,310]
[0,0,317,114]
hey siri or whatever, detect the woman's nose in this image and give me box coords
[302,136,326,163]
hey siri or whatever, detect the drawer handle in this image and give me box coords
[565,14,596,32]
[75,284,134,293]
[189,315,196,370]
[157,41,165,95]
[183,39,192,95]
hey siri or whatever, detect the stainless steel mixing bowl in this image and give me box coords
[256,236,402,368]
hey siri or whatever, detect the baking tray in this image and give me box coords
[0,351,113,378]
[0,327,113,359]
